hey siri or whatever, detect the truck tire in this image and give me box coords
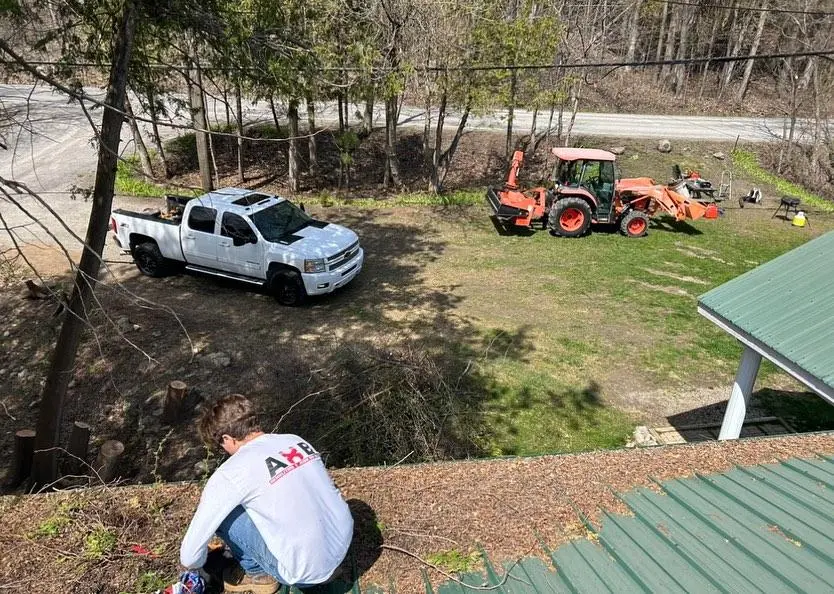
[549,197,592,237]
[268,269,306,307]
[619,210,650,238]
[134,242,169,277]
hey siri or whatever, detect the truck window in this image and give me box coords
[221,213,257,242]
[188,206,217,233]
[250,201,312,241]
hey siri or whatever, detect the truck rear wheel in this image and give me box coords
[134,242,168,277]
[620,210,650,238]
[549,197,592,238]
[268,269,306,307]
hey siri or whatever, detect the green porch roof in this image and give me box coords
[283,452,834,593]
[697,230,834,402]
[422,454,834,593]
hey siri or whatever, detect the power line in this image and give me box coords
[2,48,833,74]
[662,0,834,17]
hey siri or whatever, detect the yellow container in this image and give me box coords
[792,211,807,227]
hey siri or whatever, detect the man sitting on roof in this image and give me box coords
[179,394,354,594]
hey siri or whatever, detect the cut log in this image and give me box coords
[162,380,188,424]
[94,439,125,483]
[67,421,91,473]
[12,429,36,486]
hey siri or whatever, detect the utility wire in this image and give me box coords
[2,48,833,73]
[662,0,834,17]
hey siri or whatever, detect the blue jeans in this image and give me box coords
[216,506,287,582]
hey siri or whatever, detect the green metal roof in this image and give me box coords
[419,454,834,593]
[283,454,834,593]
[697,230,834,401]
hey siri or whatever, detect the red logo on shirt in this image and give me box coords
[281,447,304,465]
[265,440,320,484]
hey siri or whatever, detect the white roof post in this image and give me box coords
[718,345,762,440]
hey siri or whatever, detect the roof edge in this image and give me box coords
[698,304,834,403]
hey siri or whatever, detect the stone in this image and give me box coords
[194,460,213,476]
[657,139,672,153]
[628,425,659,448]
[712,151,726,160]
[204,352,231,368]
[609,146,626,155]
[29,398,40,410]
[115,316,133,334]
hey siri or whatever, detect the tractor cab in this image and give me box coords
[551,148,619,223]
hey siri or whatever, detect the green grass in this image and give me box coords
[398,204,834,453]
[116,156,200,198]
[83,525,117,559]
[425,549,482,573]
[310,189,484,208]
[732,149,834,212]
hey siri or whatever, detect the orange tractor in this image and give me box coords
[486,148,709,238]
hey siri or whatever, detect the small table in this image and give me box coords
[772,197,800,219]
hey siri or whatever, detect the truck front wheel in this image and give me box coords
[134,242,168,277]
[268,269,306,306]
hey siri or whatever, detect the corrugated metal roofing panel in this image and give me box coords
[428,455,834,593]
[698,230,834,392]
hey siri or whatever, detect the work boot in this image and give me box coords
[222,565,279,594]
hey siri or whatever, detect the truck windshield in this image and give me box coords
[250,201,312,241]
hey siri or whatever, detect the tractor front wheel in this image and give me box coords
[549,197,592,238]
[620,210,650,238]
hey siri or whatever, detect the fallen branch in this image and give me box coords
[380,543,534,591]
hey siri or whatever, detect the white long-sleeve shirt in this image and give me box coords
[179,434,353,585]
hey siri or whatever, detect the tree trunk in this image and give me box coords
[337,93,344,133]
[383,96,402,188]
[423,83,433,166]
[624,0,643,70]
[429,89,447,194]
[735,2,767,103]
[505,71,518,162]
[363,93,374,136]
[269,96,281,133]
[437,103,471,191]
[235,83,244,183]
[654,0,668,79]
[32,0,137,488]
[564,81,582,147]
[123,96,153,179]
[287,99,300,193]
[660,8,678,84]
[673,8,693,96]
[145,86,169,178]
[698,17,720,100]
[189,47,212,192]
[306,94,317,175]
[525,106,538,157]
[721,9,752,93]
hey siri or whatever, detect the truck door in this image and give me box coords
[217,212,263,278]
[182,205,219,268]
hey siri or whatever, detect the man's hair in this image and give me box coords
[199,394,262,448]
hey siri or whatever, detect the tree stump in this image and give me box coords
[94,440,125,483]
[12,429,36,486]
[162,380,188,424]
[67,421,91,474]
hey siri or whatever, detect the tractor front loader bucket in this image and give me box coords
[486,187,527,221]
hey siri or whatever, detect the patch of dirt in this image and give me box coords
[641,268,710,285]
[2,433,834,593]
[627,279,693,297]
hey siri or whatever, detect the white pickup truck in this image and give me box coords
[110,188,363,305]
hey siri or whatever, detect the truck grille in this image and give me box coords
[326,241,360,270]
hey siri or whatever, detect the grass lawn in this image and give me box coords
[395,203,834,455]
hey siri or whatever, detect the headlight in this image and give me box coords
[304,258,326,273]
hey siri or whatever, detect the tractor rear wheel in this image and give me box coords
[549,197,592,238]
[620,210,650,238]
